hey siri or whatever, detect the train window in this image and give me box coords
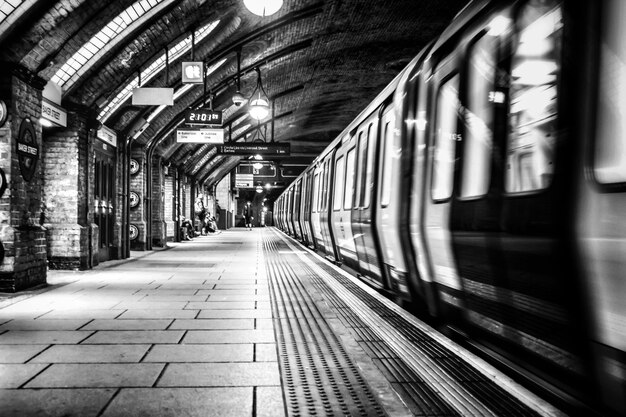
[381,114,396,207]
[344,148,356,209]
[432,74,460,201]
[594,0,626,184]
[333,156,345,211]
[312,174,320,212]
[355,131,366,208]
[505,1,562,193]
[363,124,375,208]
[322,161,329,210]
[461,34,497,198]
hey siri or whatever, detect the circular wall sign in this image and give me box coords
[129,191,140,208]
[129,224,139,240]
[0,100,7,128]
[0,168,6,198]
[17,118,39,182]
[129,159,139,175]
[17,118,39,181]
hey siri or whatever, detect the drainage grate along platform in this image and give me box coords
[269,229,561,417]
[263,238,387,417]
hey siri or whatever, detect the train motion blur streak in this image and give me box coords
[275,0,626,415]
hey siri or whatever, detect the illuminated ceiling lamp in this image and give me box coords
[243,0,283,17]
[252,162,263,170]
[248,68,270,120]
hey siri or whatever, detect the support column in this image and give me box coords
[0,65,47,292]
[130,150,146,251]
[41,108,96,270]
[164,168,175,242]
[151,158,166,247]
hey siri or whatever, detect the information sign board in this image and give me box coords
[217,142,290,156]
[176,128,224,144]
[236,174,254,188]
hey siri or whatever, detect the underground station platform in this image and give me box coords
[0,228,565,416]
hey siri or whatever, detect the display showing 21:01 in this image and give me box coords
[186,109,222,125]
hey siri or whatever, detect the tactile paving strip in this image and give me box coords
[264,238,387,417]
[269,230,548,417]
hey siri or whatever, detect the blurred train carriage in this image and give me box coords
[275,1,626,415]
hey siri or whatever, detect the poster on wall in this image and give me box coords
[16,118,39,182]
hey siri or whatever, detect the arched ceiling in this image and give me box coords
[0,0,468,186]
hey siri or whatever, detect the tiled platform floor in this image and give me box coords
[0,228,566,417]
[0,229,285,417]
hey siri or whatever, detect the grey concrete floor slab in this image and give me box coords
[0,388,116,417]
[0,344,49,363]
[181,329,276,344]
[0,331,93,344]
[100,387,252,417]
[197,309,273,319]
[142,344,253,362]
[30,344,151,363]
[157,362,281,387]
[81,319,173,330]
[168,318,254,329]
[0,319,90,331]
[82,330,184,344]
[25,363,165,388]
[0,364,48,388]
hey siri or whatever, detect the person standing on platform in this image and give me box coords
[195,194,207,235]
[244,203,253,231]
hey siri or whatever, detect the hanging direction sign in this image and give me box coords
[185,109,222,126]
[217,142,290,156]
[235,174,254,188]
[176,128,224,144]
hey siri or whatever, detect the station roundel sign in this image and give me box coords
[0,100,7,128]
[129,224,139,241]
[129,159,140,175]
[129,191,140,208]
[16,118,39,182]
[0,168,6,198]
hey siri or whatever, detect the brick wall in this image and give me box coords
[42,113,91,270]
[151,158,166,247]
[129,151,146,251]
[164,172,175,241]
[0,73,47,292]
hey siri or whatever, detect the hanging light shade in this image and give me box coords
[249,97,269,120]
[243,0,283,17]
[252,162,263,170]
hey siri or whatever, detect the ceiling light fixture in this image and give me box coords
[248,67,270,120]
[233,49,245,107]
[243,0,283,17]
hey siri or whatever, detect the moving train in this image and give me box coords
[274,0,626,415]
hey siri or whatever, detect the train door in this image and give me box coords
[94,142,116,262]
[319,152,338,262]
[311,166,323,249]
[575,1,626,413]
[422,57,464,317]
[376,104,410,294]
[330,135,358,268]
[293,179,303,240]
[300,171,313,247]
[409,62,441,316]
[450,0,590,399]
[351,116,384,286]
[286,187,294,236]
